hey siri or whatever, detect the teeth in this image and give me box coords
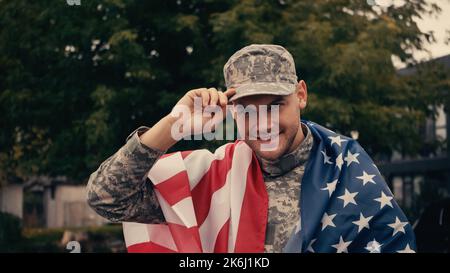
[258,133,278,139]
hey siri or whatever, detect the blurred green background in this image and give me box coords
[0,0,449,252]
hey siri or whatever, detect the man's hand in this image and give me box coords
[139,87,236,151]
[171,87,236,137]
[175,87,236,110]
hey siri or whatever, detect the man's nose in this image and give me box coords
[251,115,279,134]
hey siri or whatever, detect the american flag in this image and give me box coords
[122,120,416,253]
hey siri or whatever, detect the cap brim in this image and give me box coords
[229,82,296,102]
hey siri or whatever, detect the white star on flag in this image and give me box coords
[338,188,358,207]
[365,239,382,253]
[321,179,338,197]
[321,213,337,230]
[374,191,394,209]
[332,236,352,253]
[328,135,347,147]
[335,153,344,170]
[397,243,415,253]
[344,150,360,166]
[321,150,333,164]
[356,171,376,186]
[352,212,373,232]
[388,217,408,236]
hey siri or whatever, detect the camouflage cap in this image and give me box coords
[223,44,298,102]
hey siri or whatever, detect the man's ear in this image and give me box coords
[296,80,307,110]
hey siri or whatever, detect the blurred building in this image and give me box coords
[378,54,450,220]
[0,176,108,228]
[0,183,23,219]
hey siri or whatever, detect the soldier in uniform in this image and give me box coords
[86,44,415,253]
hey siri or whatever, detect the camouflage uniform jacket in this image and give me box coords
[87,123,314,253]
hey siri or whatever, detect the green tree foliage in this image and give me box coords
[0,0,448,183]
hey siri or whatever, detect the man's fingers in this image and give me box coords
[223,88,236,99]
[189,87,234,107]
[190,88,206,96]
[208,88,219,106]
[218,91,227,107]
[200,89,210,107]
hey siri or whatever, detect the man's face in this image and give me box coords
[232,82,307,160]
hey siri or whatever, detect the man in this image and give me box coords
[87,44,416,253]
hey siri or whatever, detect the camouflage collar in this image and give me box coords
[257,122,314,178]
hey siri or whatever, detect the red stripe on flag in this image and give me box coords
[191,143,235,226]
[167,222,203,253]
[214,218,230,253]
[127,241,177,253]
[124,141,269,253]
[154,171,191,206]
[234,152,268,253]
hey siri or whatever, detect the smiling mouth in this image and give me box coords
[256,131,281,141]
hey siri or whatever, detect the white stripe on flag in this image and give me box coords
[155,190,197,228]
[228,142,253,252]
[199,170,232,252]
[122,223,178,251]
[122,222,149,247]
[147,224,178,252]
[171,196,197,228]
[148,152,185,184]
[184,144,228,190]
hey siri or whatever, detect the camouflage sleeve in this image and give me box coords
[86,126,166,224]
